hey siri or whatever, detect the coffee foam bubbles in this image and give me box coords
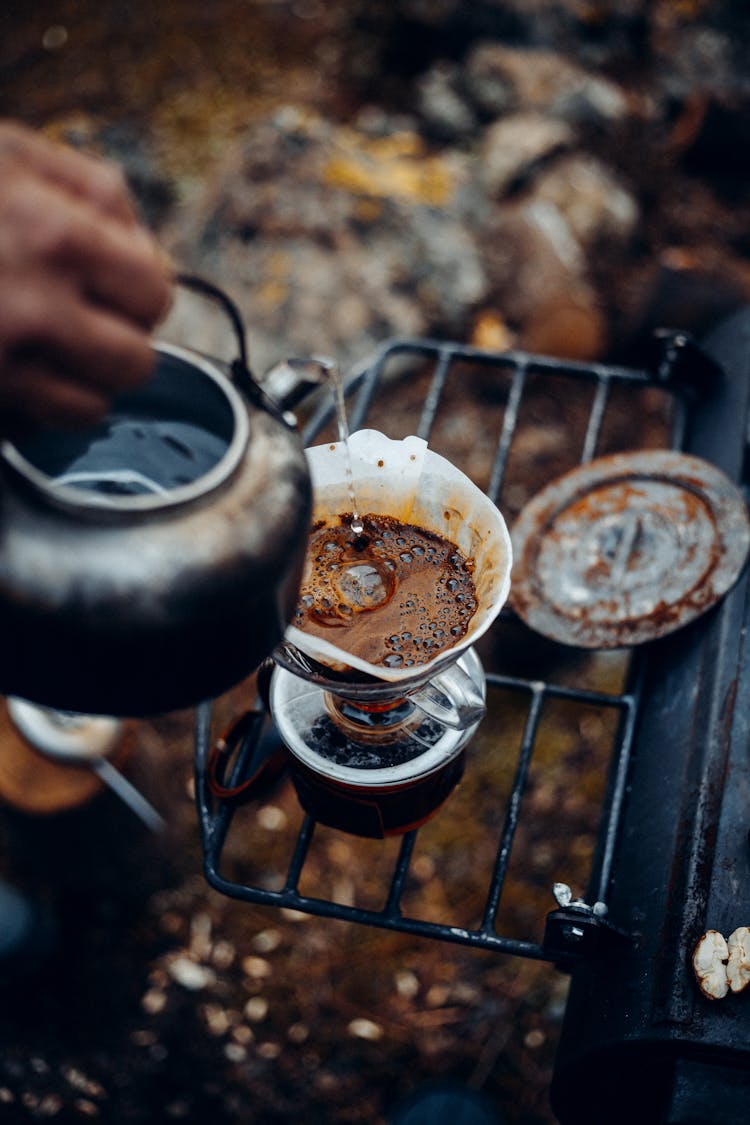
[293,515,478,669]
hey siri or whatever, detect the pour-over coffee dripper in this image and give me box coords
[269,429,513,837]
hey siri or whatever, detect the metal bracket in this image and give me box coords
[543,883,632,970]
[645,329,723,398]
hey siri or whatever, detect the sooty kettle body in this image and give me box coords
[0,337,314,716]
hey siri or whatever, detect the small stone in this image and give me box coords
[524,1028,546,1049]
[481,113,574,198]
[347,1018,383,1041]
[202,1004,231,1037]
[159,912,183,937]
[395,971,420,999]
[42,26,68,51]
[287,1022,309,1044]
[481,199,606,360]
[326,839,353,866]
[224,1043,247,1064]
[251,928,282,954]
[62,1069,104,1098]
[211,940,236,970]
[167,956,216,992]
[425,984,451,1008]
[244,996,269,1023]
[257,1042,282,1060]
[37,1093,63,1117]
[451,982,481,1004]
[73,1100,99,1118]
[470,309,514,351]
[189,913,213,960]
[141,989,167,1015]
[416,62,478,142]
[332,877,355,908]
[241,956,272,980]
[465,42,629,127]
[411,855,436,882]
[257,805,287,831]
[532,154,639,254]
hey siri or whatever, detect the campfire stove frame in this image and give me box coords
[195,310,750,1122]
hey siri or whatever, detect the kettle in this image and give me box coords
[0,277,321,717]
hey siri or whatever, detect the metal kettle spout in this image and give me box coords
[260,356,338,415]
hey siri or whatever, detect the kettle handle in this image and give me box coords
[171,274,324,424]
[175,273,248,367]
[174,273,262,401]
[207,708,289,804]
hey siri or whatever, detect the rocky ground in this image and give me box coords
[0,1,749,1122]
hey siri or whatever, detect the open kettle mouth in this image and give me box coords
[0,343,250,516]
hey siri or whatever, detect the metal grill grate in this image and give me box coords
[194,334,704,965]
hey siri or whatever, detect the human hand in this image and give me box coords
[0,122,173,434]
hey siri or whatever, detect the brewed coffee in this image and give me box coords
[302,712,443,769]
[293,514,478,669]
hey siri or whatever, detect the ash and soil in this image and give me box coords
[1,2,749,1122]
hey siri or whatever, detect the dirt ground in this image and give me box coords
[0,3,748,1123]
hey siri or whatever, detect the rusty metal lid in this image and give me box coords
[509,450,750,649]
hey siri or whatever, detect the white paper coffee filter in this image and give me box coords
[284,429,513,681]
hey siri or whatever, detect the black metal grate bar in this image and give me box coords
[581,373,610,464]
[487,360,528,505]
[417,346,453,440]
[480,679,545,933]
[195,335,693,962]
[589,659,644,905]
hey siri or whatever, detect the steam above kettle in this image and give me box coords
[0,277,328,716]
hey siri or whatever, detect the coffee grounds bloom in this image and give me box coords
[294,514,478,668]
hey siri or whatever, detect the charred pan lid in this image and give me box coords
[509,450,750,649]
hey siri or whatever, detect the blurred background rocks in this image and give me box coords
[4,0,749,372]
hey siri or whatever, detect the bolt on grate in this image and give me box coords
[194,333,707,964]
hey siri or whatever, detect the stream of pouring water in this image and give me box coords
[327,362,363,536]
[261,355,363,535]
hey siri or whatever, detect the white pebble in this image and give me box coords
[202,1004,231,1037]
[347,1018,383,1041]
[395,971,420,999]
[244,996,269,1022]
[212,940,236,969]
[167,956,216,991]
[224,1043,247,1063]
[257,805,287,830]
[141,989,167,1015]
[524,1028,546,1049]
[252,928,282,953]
[241,956,272,980]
